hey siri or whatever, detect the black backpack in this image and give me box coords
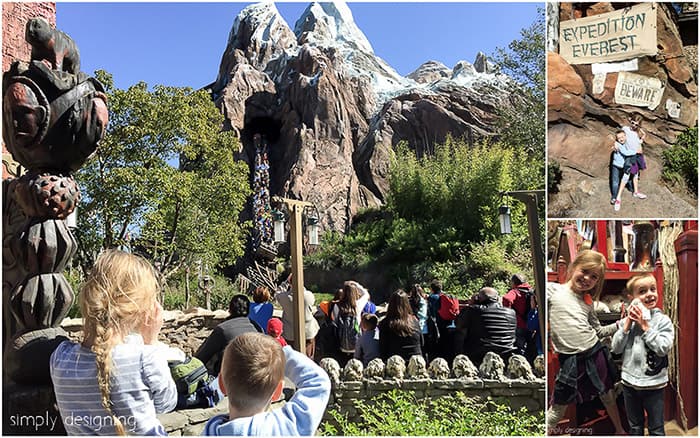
[518,287,536,316]
[333,310,359,353]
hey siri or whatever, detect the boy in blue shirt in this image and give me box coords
[354,313,380,366]
[611,274,673,435]
[204,332,331,436]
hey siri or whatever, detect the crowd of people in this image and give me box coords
[302,277,542,370]
[47,247,672,436]
[251,133,273,250]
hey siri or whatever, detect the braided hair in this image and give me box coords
[79,249,160,435]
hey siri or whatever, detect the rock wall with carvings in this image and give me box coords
[548,3,697,218]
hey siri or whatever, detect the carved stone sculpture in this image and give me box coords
[2,19,107,383]
[428,357,450,380]
[506,354,536,381]
[320,357,341,387]
[363,357,385,380]
[452,354,479,379]
[342,358,363,381]
[385,355,406,380]
[407,355,428,379]
[479,352,506,381]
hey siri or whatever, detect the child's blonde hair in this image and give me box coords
[79,249,160,435]
[221,332,285,414]
[567,250,606,301]
[625,273,656,296]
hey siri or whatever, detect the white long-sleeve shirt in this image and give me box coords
[547,282,617,354]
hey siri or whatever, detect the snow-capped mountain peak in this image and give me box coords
[294,1,373,54]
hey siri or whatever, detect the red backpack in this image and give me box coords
[438,293,460,321]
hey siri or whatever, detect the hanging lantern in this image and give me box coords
[272,209,286,243]
[499,205,512,235]
[307,214,320,246]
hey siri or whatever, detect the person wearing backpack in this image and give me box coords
[379,290,423,362]
[502,273,538,364]
[428,279,458,362]
[331,280,370,365]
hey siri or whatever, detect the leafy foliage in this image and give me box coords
[491,7,545,168]
[662,127,698,196]
[306,139,536,298]
[548,160,563,194]
[320,390,545,436]
[74,71,250,278]
[162,271,241,311]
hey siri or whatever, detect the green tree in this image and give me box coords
[75,71,250,277]
[491,8,545,167]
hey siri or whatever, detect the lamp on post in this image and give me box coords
[271,196,321,353]
[500,190,545,351]
[272,209,286,243]
[498,204,512,235]
[306,208,320,246]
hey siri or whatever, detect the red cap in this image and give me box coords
[267,318,283,337]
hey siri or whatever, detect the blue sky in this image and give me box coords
[57,2,542,90]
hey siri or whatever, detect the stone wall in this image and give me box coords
[62,310,545,435]
[319,353,545,427]
[62,308,231,356]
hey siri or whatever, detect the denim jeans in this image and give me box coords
[610,165,634,198]
[622,384,665,435]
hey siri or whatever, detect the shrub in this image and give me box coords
[163,271,240,311]
[320,390,544,436]
[547,160,563,194]
[662,127,698,196]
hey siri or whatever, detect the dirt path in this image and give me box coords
[548,153,697,218]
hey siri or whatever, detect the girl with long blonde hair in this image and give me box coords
[51,249,177,435]
[546,250,625,435]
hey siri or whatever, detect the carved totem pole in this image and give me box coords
[2,17,108,383]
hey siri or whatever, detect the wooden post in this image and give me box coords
[289,203,306,353]
[273,196,314,354]
[674,229,698,429]
[506,190,546,351]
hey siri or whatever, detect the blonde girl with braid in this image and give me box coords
[50,249,177,435]
[546,250,625,435]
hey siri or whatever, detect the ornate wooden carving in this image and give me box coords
[2,19,108,383]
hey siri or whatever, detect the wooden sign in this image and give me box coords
[614,72,664,110]
[560,3,657,65]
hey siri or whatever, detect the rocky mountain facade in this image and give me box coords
[548,3,698,217]
[209,2,517,233]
